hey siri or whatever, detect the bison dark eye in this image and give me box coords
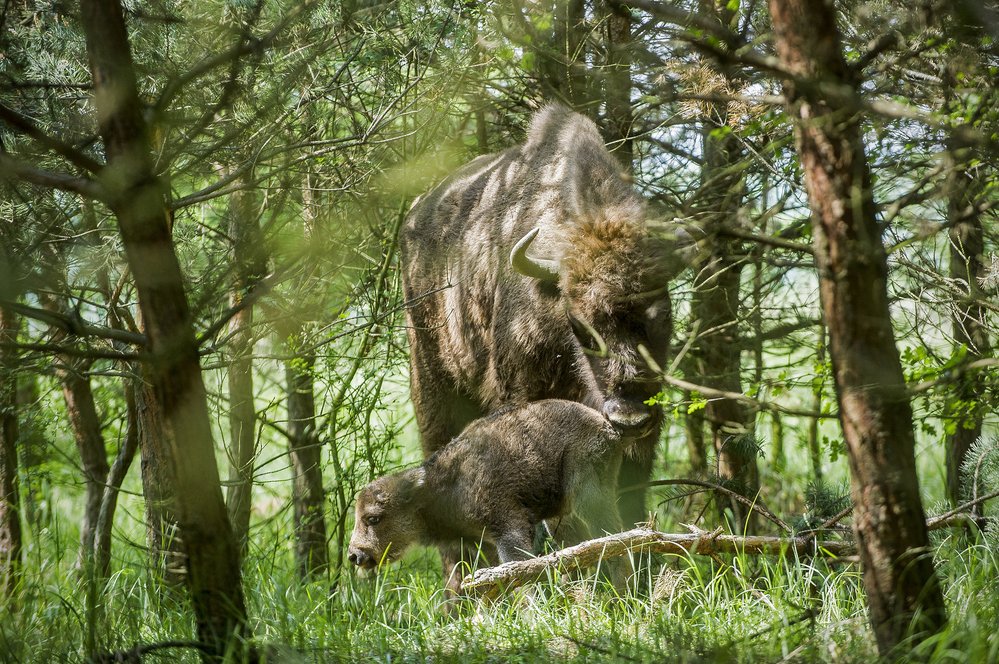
[365,516,381,526]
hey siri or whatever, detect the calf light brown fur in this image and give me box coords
[347,400,628,589]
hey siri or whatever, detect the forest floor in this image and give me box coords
[4,521,998,663]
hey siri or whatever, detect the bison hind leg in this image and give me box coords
[494,521,537,564]
[563,484,633,595]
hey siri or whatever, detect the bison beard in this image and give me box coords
[401,104,686,597]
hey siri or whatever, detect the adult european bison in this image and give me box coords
[401,104,687,594]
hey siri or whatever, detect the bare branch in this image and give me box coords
[0,153,107,200]
[908,358,999,395]
[638,345,837,419]
[2,300,147,347]
[640,478,793,533]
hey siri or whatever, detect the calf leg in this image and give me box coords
[441,539,497,604]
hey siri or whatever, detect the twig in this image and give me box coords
[638,345,837,419]
[638,478,793,534]
[927,489,999,528]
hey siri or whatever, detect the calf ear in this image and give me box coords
[399,467,426,502]
[411,467,426,489]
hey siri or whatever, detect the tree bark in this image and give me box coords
[36,289,111,569]
[536,0,588,109]
[59,369,110,569]
[286,353,328,578]
[806,326,826,482]
[0,305,21,599]
[225,183,264,552]
[767,0,947,653]
[136,372,186,584]
[944,145,988,507]
[680,0,758,530]
[278,172,329,580]
[603,0,633,170]
[94,377,139,579]
[79,0,248,658]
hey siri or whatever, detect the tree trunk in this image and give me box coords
[79,0,248,658]
[602,0,633,170]
[806,326,826,482]
[94,377,139,579]
[767,0,947,652]
[0,305,21,599]
[286,353,328,578]
[14,373,44,532]
[59,370,110,569]
[683,401,708,474]
[536,0,588,109]
[225,183,264,552]
[944,144,988,507]
[36,290,111,569]
[682,0,758,530]
[136,373,186,584]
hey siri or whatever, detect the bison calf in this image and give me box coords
[347,399,629,589]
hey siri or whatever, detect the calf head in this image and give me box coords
[347,469,425,570]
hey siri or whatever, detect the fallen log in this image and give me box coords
[460,526,853,596]
[462,502,993,596]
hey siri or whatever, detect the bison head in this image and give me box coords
[511,220,688,437]
[347,469,426,570]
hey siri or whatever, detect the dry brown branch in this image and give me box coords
[462,506,994,596]
[460,527,853,596]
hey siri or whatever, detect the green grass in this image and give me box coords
[5,399,997,662]
[3,524,998,663]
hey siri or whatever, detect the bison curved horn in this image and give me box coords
[510,228,560,283]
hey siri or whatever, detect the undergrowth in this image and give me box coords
[3,526,997,663]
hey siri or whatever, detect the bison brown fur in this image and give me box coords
[347,400,628,588]
[401,105,687,553]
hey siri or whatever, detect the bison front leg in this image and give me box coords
[617,433,658,528]
[572,484,632,594]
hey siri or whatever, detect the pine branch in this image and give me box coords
[0,102,103,173]
[0,152,106,200]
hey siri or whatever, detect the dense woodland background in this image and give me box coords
[1,0,997,662]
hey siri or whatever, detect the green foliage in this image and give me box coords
[1,0,998,660]
[960,436,999,510]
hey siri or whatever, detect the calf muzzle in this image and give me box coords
[347,547,375,569]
